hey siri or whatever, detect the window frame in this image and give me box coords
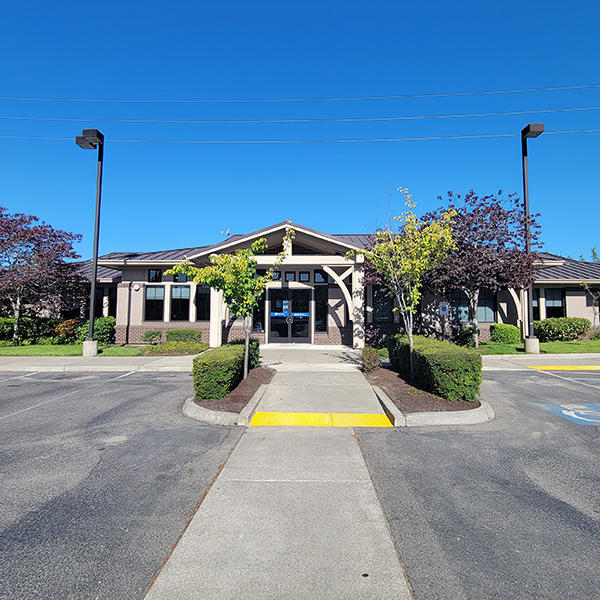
[285,271,296,282]
[148,269,163,283]
[195,285,211,321]
[170,285,191,321]
[299,271,310,283]
[144,285,165,321]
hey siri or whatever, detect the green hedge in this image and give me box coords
[534,317,591,342]
[165,328,204,343]
[0,317,62,343]
[192,338,260,400]
[361,346,381,371]
[143,329,162,344]
[75,317,116,345]
[490,323,521,344]
[142,341,208,355]
[387,334,482,403]
[228,337,260,369]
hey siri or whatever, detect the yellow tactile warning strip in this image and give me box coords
[250,411,393,427]
[528,366,600,371]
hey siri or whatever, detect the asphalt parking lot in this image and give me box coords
[358,362,600,600]
[0,371,242,600]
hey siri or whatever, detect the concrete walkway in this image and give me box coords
[145,349,411,599]
[0,355,196,372]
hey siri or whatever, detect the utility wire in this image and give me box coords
[1,128,599,144]
[0,84,599,104]
[0,105,599,125]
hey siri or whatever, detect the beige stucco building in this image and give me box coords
[86,221,600,347]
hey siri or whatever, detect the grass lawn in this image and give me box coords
[478,339,600,355]
[0,344,143,356]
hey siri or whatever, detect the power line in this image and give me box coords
[1,105,599,125]
[1,128,599,144]
[0,84,599,105]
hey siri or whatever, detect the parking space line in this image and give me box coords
[528,366,600,371]
[106,371,135,382]
[0,372,38,383]
[531,369,600,390]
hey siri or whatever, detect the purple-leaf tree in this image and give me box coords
[0,207,83,345]
[423,190,541,348]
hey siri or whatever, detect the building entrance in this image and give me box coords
[268,289,310,343]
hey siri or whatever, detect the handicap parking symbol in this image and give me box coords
[536,402,600,426]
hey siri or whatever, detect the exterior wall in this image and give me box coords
[565,288,595,320]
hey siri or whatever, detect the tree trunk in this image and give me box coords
[467,289,480,348]
[399,308,415,379]
[243,315,251,379]
[12,294,22,346]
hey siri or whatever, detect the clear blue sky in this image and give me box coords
[1,0,599,260]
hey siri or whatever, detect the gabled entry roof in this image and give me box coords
[185,220,369,260]
[96,221,371,267]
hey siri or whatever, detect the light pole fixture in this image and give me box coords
[76,129,104,356]
[521,123,543,354]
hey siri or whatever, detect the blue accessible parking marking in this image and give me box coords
[536,402,600,426]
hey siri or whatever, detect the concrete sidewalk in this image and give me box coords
[0,355,196,372]
[145,349,410,599]
[483,353,600,371]
[144,427,411,600]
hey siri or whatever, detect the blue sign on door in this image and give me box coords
[536,402,600,425]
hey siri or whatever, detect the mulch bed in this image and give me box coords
[194,367,276,414]
[364,367,479,413]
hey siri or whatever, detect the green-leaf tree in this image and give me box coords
[348,187,455,375]
[166,229,294,378]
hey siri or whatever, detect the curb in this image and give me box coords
[371,386,406,426]
[182,397,239,426]
[372,385,495,427]
[182,384,268,426]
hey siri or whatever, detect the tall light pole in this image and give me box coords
[521,123,543,354]
[76,129,104,357]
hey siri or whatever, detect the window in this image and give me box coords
[94,287,104,318]
[299,271,310,282]
[545,288,565,318]
[532,288,540,321]
[145,286,164,321]
[148,269,163,282]
[108,287,117,317]
[478,289,495,323]
[451,289,495,323]
[170,286,190,321]
[373,286,394,323]
[173,273,188,282]
[253,297,265,332]
[315,286,328,332]
[195,285,210,321]
[272,271,281,281]
[314,270,327,284]
[285,272,296,282]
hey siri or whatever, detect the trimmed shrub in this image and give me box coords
[534,317,591,342]
[0,318,14,340]
[455,326,476,347]
[192,344,246,400]
[387,334,482,403]
[490,323,521,344]
[55,318,82,344]
[591,329,600,341]
[165,328,203,343]
[361,346,381,371]
[142,341,208,356]
[75,316,116,345]
[228,337,261,369]
[143,329,162,344]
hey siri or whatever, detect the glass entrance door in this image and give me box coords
[268,289,311,343]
